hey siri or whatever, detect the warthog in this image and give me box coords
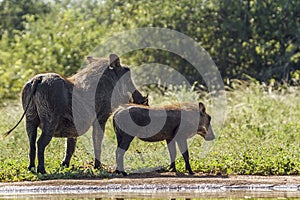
[3,54,148,174]
[113,102,215,176]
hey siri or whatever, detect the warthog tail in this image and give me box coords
[0,107,27,140]
[0,77,42,140]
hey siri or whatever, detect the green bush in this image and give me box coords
[1,0,299,99]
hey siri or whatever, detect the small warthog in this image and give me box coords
[3,54,147,174]
[113,102,215,176]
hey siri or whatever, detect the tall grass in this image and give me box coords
[0,81,299,182]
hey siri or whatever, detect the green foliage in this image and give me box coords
[0,0,51,39]
[100,0,300,82]
[1,0,299,99]
[0,1,108,99]
[214,0,300,81]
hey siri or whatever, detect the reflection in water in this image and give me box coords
[1,191,300,200]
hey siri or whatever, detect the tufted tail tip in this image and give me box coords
[0,132,9,140]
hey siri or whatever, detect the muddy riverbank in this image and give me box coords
[0,173,299,199]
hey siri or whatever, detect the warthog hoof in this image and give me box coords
[114,169,128,176]
[94,159,102,169]
[61,160,70,168]
[37,166,47,174]
[168,165,177,172]
[27,165,35,172]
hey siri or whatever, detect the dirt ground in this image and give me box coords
[0,172,299,187]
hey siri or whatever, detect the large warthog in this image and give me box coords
[3,54,147,174]
[113,102,215,176]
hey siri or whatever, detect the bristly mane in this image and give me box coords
[123,102,200,111]
[69,58,110,90]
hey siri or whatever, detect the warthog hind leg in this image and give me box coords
[115,133,134,176]
[36,118,59,174]
[177,139,194,174]
[166,139,177,172]
[37,133,53,174]
[26,118,39,171]
[62,137,77,167]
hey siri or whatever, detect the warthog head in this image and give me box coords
[85,54,148,107]
[197,102,215,141]
[107,54,148,106]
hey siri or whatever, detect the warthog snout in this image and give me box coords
[204,125,215,141]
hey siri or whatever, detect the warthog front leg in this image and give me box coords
[115,134,134,176]
[166,139,177,172]
[177,139,194,174]
[62,137,77,167]
[92,120,105,169]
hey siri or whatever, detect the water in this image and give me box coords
[1,184,300,199]
[1,191,300,199]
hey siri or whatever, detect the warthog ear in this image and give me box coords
[86,56,98,64]
[109,54,121,68]
[198,102,206,113]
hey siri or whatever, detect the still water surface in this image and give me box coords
[1,189,300,199]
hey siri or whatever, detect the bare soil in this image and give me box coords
[0,172,299,187]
